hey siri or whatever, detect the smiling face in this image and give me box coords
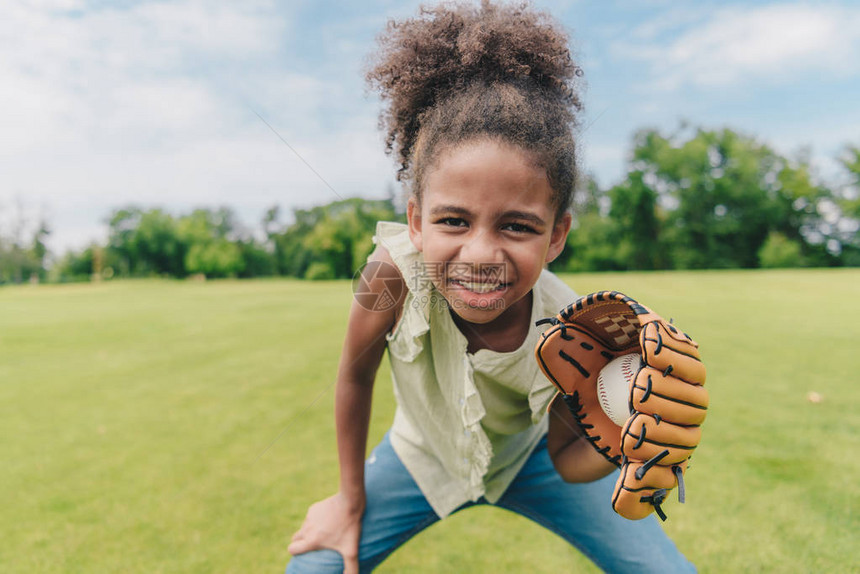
[407,139,571,328]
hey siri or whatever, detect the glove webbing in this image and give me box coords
[559,290,650,318]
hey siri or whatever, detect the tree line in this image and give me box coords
[2,124,859,285]
[49,198,401,283]
[561,126,859,271]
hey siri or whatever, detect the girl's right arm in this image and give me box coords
[287,246,404,574]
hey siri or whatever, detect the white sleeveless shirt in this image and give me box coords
[373,221,577,517]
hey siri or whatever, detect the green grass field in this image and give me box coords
[2,270,859,573]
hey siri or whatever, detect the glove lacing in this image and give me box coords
[560,392,622,466]
[640,489,668,521]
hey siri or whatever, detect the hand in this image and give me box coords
[288,492,365,574]
[547,393,616,483]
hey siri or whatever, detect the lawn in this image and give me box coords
[1,269,858,573]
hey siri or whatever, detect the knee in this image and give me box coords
[285,549,344,574]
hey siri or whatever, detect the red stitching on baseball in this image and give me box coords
[621,355,637,381]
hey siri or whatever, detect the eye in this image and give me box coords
[502,222,537,234]
[436,217,468,228]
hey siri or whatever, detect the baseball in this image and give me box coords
[597,354,643,426]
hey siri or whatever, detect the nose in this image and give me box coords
[459,229,504,267]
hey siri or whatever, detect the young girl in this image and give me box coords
[287,2,695,572]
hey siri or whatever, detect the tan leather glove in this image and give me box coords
[535,291,708,520]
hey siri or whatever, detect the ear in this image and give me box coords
[407,196,423,252]
[545,211,571,264]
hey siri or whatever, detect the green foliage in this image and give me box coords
[53,246,95,282]
[29,219,51,282]
[635,127,820,268]
[561,214,624,272]
[107,207,184,277]
[0,242,42,284]
[49,198,401,282]
[185,240,244,278]
[555,177,623,272]
[237,239,277,278]
[827,145,860,265]
[304,261,336,280]
[136,209,186,276]
[179,209,245,278]
[561,125,843,272]
[0,208,50,284]
[608,171,665,269]
[272,197,401,279]
[29,127,860,283]
[758,232,804,268]
[838,145,860,219]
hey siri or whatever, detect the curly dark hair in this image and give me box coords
[366,0,582,218]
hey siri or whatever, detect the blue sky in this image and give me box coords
[3,0,859,253]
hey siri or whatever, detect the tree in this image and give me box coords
[557,175,625,272]
[758,232,804,268]
[136,209,186,276]
[838,145,860,220]
[237,238,276,278]
[106,207,143,276]
[623,126,826,269]
[185,241,243,278]
[0,200,50,284]
[272,197,400,279]
[104,206,255,278]
[54,246,96,282]
[833,145,860,265]
[607,171,664,269]
[177,208,245,278]
[30,219,51,282]
[261,205,285,275]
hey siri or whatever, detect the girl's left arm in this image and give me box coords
[546,395,616,483]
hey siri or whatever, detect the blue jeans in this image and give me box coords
[286,432,695,573]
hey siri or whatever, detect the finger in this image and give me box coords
[341,528,361,574]
[641,322,706,384]
[632,367,709,425]
[342,551,359,574]
[620,413,700,464]
[287,537,314,556]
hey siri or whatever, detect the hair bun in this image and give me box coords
[367,1,581,168]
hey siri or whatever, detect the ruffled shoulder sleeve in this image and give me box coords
[372,222,419,280]
[372,221,431,361]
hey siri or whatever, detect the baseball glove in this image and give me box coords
[535,291,708,521]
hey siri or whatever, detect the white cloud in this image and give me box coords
[620,3,860,91]
[0,1,398,252]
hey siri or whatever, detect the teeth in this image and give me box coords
[457,280,502,293]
